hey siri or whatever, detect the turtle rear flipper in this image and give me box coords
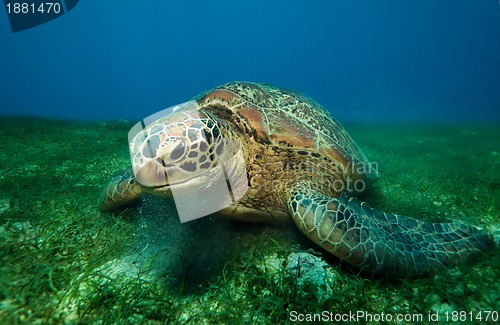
[99,170,142,212]
[288,186,492,277]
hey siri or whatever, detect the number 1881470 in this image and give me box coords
[5,2,61,14]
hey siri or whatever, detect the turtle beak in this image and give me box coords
[134,160,171,188]
[143,185,173,197]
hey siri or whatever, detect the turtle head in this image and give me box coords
[129,106,230,194]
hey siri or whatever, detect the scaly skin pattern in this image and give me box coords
[100,81,492,277]
[289,184,491,277]
[99,170,142,211]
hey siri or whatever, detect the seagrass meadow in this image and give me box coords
[0,116,499,324]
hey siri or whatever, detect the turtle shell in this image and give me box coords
[193,82,378,185]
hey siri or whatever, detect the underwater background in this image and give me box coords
[1,1,499,324]
[1,0,500,122]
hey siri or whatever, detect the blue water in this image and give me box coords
[1,0,499,122]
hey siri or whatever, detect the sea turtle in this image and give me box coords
[99,81,491,277]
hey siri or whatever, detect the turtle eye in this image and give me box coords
[170,141,186,161]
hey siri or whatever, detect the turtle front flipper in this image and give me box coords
[99,170,142,212]
[288,186,492,277]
